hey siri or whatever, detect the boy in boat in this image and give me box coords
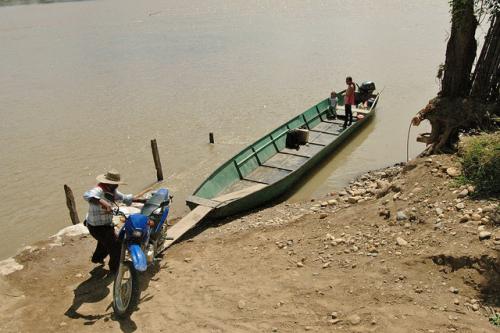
[83,169,145,274]
[327,91,337,120]
[343,76,355,129]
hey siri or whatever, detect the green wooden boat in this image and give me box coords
[186,83,381,218]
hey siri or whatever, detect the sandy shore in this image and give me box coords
[0,154,498,332]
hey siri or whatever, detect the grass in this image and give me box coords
[490,313,500,327]
[458,132,500,196]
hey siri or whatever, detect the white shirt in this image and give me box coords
[83,186,133,226]
[329,96,337,109]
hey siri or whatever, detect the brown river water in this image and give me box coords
[0,0,449,259]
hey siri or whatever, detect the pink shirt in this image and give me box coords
[345,83,355,105]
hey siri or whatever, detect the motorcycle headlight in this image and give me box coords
[132,230,143,238]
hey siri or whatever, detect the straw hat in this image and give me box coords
[96,169,127,185]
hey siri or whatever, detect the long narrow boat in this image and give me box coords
[186,82,381,219]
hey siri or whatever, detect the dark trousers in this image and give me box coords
[87,224,120,272]
[344,104,353,127]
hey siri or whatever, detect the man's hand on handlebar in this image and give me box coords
[91,198,113,212]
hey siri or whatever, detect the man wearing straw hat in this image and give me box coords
[83,169,145,274]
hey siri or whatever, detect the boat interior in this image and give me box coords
[193,94,377,201]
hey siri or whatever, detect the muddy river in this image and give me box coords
[0,0,448,259]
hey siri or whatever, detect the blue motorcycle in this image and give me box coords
[111,188,172,318]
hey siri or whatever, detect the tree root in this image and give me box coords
[414,97,493,156]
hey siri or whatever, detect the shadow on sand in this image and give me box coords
[64,259,167,332]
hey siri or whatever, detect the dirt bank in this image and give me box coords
[0,154,498,333]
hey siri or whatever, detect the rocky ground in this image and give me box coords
[0,154,499,333]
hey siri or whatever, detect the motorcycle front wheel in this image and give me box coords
[112,261,140,318]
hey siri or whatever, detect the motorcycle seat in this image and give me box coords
[141,188,170,216]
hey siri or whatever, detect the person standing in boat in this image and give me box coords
[343,76,355,128]
[327,91,337,120]
[83,169,146,274]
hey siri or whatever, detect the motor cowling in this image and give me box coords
[359,81,376,94]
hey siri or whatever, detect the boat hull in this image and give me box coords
[187,96,378,219]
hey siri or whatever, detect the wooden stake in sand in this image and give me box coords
[150,139,164,182]
[64,184,80,225]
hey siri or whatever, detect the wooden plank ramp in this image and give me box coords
[160,205,214,251]
[160,184,267,252]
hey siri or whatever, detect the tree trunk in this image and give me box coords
[441,0,478,98]
[470,12,500,104]
[412,1,500,155]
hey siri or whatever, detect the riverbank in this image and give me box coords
[0,153,498,332]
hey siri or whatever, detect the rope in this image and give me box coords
[406,120,413,162]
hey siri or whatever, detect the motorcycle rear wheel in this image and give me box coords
[112,261,140,318]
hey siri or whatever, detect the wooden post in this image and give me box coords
[209,132,214,144]
[64,185,80,225]
[151,139,164,181]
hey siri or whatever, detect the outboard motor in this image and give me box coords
[356,81,376,106]
[359,81,376,95]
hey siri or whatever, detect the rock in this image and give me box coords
[472,303,480,311]
[347,314,361,325]
[457,189,469,198]
[237,300,246,309]
[435,208,443,215]
[184,258,192,263]
[0,258,24,276]
[327,199,338,206]
[396,211,408,221]
[455,203,465,210]
[453,298,460,305]
[296,262,304,268]
[378,207,391,219]
[446,167,461,177]
[354,189,367,196]
[479,231,492,240]
[347,196,360,204]
[321,201,328,207]
[272,328,278,332]
[396,237,408,246]
[471,213,482,221]
[331,312,338,319]
[483,205,495,213]
[459,215,470,223]
[319,213,328,219]
[403,159,418,172]
[449,287,459,294]
[322,262,331,269]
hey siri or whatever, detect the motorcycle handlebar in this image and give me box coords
[112,207,127,217]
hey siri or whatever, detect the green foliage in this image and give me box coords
[459,132,500,196]
[490,313,500,327]
[448,0,499,22]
